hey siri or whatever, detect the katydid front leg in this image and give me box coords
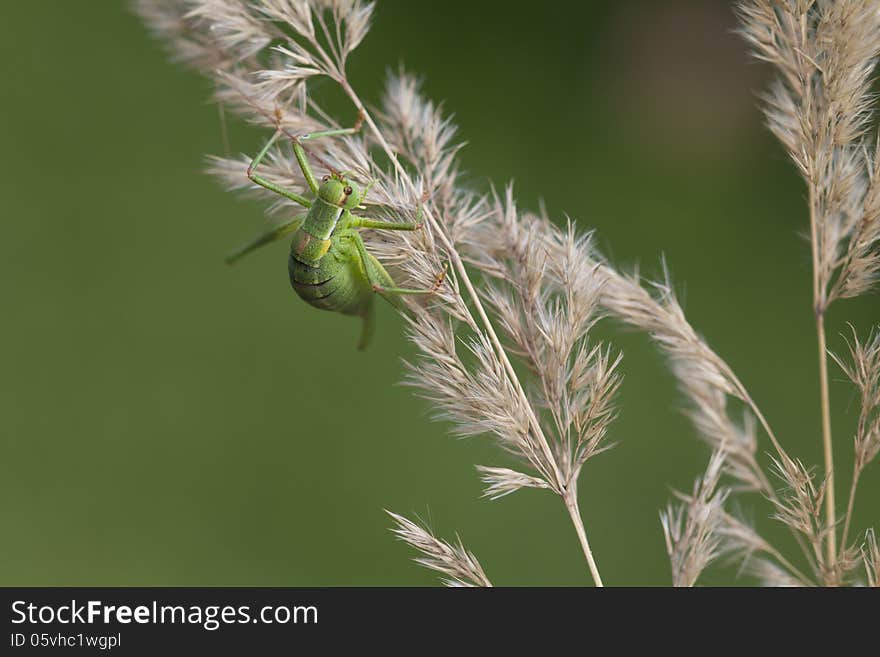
[247,130,312,208]
[292,119,364,193]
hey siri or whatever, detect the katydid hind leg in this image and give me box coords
[364,252,407,311]
[248,130,312,209]
[364,248,445,310]
[225,216,305,264]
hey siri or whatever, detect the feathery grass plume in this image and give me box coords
[747,558,808,587]
[830,327,880,549]
[595,265,774,493]
[476,466,552,500]
[650,0,880,585]
[135,0,617,586]
[715,509,813,586]
[592,261,827,582]
[386,512,491,587]
[402,188,623,586]
[133,0,241,70]
[768,454,830,579]
[864,529,880,587]
[738,0,880,566]
[660,450,729,587]
[738,0,880,308]
[453,189,623,487]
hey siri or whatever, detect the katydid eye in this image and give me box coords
[322,175,330,182]
[344,186,353,195]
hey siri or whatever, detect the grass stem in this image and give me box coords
[564,490,603,587]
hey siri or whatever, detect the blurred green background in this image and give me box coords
[1,0,877,586]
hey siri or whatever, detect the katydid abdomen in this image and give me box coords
[288,227,372,317]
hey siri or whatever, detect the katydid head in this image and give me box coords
[318,174,362,209]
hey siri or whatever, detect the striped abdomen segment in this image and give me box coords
[289,252,368,318]
[288,257,340,310]
[288,227,338,309]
